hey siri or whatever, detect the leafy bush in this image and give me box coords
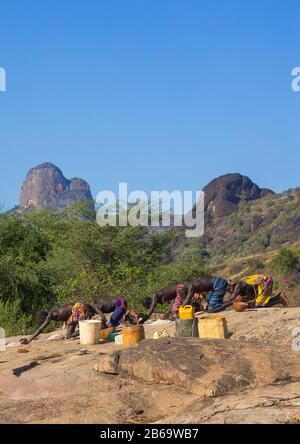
[0,215,54,315]
[0,298,32,336]
[270,248,300,275]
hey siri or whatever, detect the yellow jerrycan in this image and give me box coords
[179,305,195,320]
[198,315,228,339]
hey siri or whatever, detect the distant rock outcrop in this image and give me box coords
[19,163,93,210]
[203,173,274,218]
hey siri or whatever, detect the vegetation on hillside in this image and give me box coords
[2,188,300,336]
[176,189,300,305]
[0,202,208,335]
[179,188,300,265]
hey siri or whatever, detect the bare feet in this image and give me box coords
[281,292,289,307]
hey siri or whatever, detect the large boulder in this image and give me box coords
[202,173,274,218]
[19,163,93,210]
[95,338,295,398]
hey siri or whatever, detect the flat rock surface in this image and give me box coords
[158,382,300,424]
[1,308,300,424]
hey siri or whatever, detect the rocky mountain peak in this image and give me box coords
[203,173,274,217]
[19,162,93,210]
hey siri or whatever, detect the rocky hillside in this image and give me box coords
[19,163,92,211]
[176,175,300,303]
[200,186,300,263]
[178,173,299,262]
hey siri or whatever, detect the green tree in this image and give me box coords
[270,248,300,274]
[0,203,209,335]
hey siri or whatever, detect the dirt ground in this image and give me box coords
[1,308,300,424]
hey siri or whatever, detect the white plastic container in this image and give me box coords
[115,334,123,346]
[79,320,101,345]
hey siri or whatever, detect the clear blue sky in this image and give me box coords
[0,0,299,210]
